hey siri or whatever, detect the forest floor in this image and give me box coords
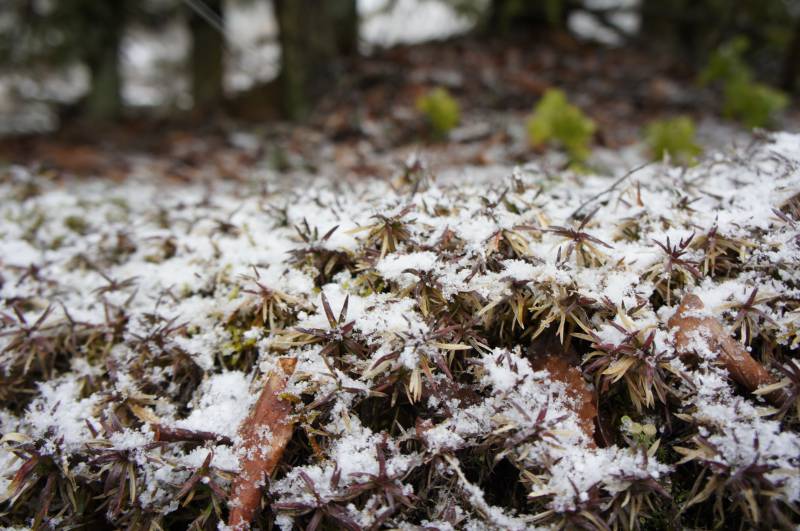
[1,34,800,530]
[1,32,798,182]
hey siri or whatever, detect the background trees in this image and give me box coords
[76,1,128,121]
[0,0,796,126]
[188,0,226,111]
[273,0,358,120]
[482,0,573,34]
[0,0,129,121]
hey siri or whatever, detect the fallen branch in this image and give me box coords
[228,357,298,530]
[668,294,787,406]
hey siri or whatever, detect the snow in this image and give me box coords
[360,0,476,47]
[502,259,538,281]
[376,251,439,282]
[676,362,800,502]
[176,371,256,439]
[26,378,101,452]
[534,446,670,511]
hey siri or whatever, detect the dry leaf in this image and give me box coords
[529,335,597,445]
[228,357,298,529]
[669,294,786,406]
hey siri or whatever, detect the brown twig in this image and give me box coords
[152,424,233,446]
[568,161,652,220]
[228,357,298,530]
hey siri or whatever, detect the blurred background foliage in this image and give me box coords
[0,0,796,130]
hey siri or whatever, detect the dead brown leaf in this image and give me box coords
[228,357,298,529]
[669,294,786,406]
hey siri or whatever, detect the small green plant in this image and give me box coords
[416,87,460,138]
[645,116,702,165]
[526,89,596,163]
[723,80,789,129]
[700,37,789,128]
[620,415,658,449]
[698,37,751,87]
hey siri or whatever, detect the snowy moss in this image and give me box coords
[1,133,800,529]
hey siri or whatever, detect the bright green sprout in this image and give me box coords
[621,415,657,446]
[416,87,460,138]
[645,116,702,165]
[526,88,596,163]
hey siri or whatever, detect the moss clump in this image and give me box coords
[416,87,460,138]
[700,37,789,128]
[646,116,702,165]
[723,80,789,129]
[64,215,88,235]
[526,89,596,163]
[699,37,752,87]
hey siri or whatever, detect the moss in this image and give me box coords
[723,80,789,128]
[526,89,596,163]
[218,324,260,371]
[416,87,461,139]
[224,325,258,353]
[699,37,751,87]
[65,215,89,235]
[646,116,702,165]
[700,37,789,128]
[22,211,46,242]
[228,285,241,301]
[3,138,799,530]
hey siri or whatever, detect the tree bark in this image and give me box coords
[782,18,800,92]
[83,2,125,121]
[330,0,359,57]
[639,0,711,60]
[273,0,357,120]
[189,0,225,111]
[483,0,571,36]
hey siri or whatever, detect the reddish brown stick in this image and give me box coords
[228,358,297,530]
[669,294,786,406]
[153,425,233,446]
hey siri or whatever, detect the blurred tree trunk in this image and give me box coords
[484,0,571,36]
[83,1,126,121]
[782,18,800,92]
[331,0,359,56]
[639,0,714,62]
[639,0,674,45]
[189,0,225,110]
[273,0,357,120]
